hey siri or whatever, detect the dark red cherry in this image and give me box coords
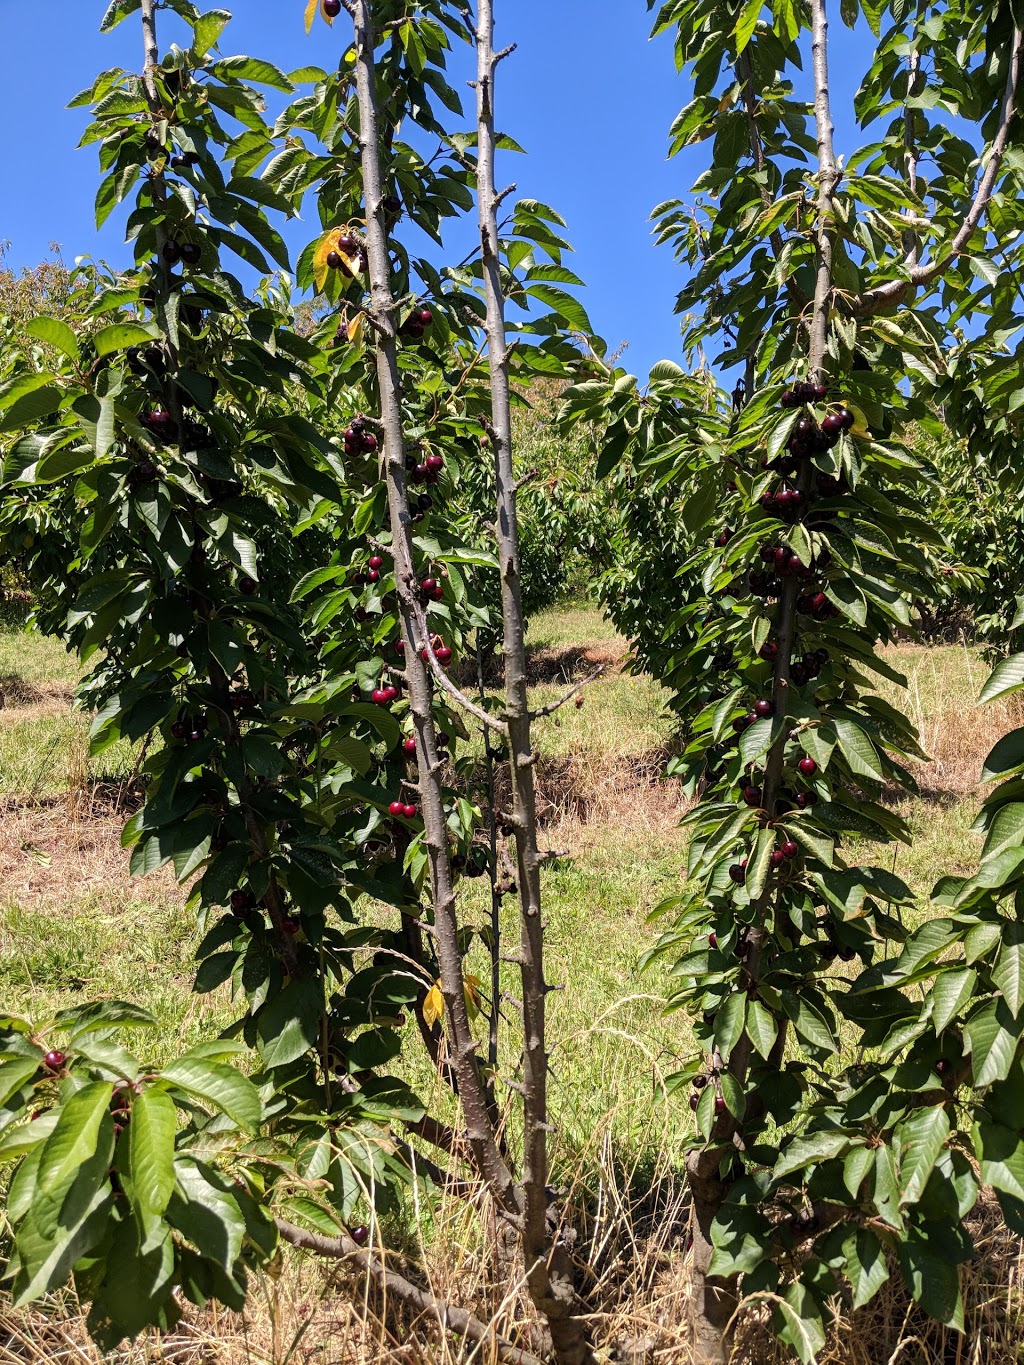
[754,699,773,718]
[782,839,799,859]
[798,757,818,776]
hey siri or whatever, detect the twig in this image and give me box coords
[529,664,606,722]
[275,1221,542,1365]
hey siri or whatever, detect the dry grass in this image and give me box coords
[3,615,1024,1363]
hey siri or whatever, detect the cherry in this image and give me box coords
[239,576,257,595]
[798,757,818,776]
[839,945,857,962]
[745,711,759,727]
[426,454,444,474]
[436,646,452,664]
[401,803,417,819]
[758,641,778,662]
[821,412,844,437]
[326,250,342,270]
[708,932,718,949]
[819,942,839,962]
[349,1223,369,1245]
[837,407,855,430]
[742,786,762,806]
[729,864,746,884]
[371,688,389,705]
[394,640,405,654]
[369,555,384,570]
[147,408,172,428]
[403,737,417,754]
[809,591,828,614]
[420,577,437,594]
[389,800,405,817]
[811,382,828,401]
[754,699,773,718]
[338,234,358,254]
[230,890,250,912]
[43,1050,65,1071]
[780,389,799,409]
[782,840,799,859]
[162,240,181,264]
[714,1095,726,1115]
[281,916,301,936]
[180,242,201,265]
[731,716,749,734]
[367,569,380,583]
[689,1092,700,1111]
[814,647,829,665]
[418,307,433,327]
[171,721,188,740]
[770,850,786,868]
[383,685,398,702]
[796,791,817,809]
[716,529,732,547]
[791,663,809,686]
[935,1058,952,1077]
[362,433,378,453]
[354,607,368,623]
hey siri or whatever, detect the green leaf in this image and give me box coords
[193,9,232,56]
[994,930,1024,1018]
[256,977,321,1069]
[833,716,886,781]
[977,1120,1024,1202]
[746,999,778,1059]
[158,1054,261,1132]
[94,323,157,357]
[128,1088,177,1220]
[775,1283,826,1364]
[843,1227,889,1308]
[931,967,977,1034]
[100,0,141,31]
[37,1081,114,1198]
[25,317,80,362]
[734,0,764,51]
[896,1226,964,1330]
[713,991,746,1060]
[212,56,294,91]
[0,386,64,434]
[980,653,1024,705]
[897,1105,949,1206]
[965,998,1022,1087]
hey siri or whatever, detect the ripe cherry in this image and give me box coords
[171,721,188,740]
[742,786,762,806]
[770,850,786,868]
[782,839,799,859]
[689,1092,700,1111]
[420,577,437,594]
[162,240,181,264]
[401,803,417,819]
[729,864,746,884]
[239,576,258,596]
[180,242,201,265]
[367,569,379,583]
[338,234,358,254]
[389,800,405,817]
[281,916,301,936]
[418,307,433,327]
[811,382,828,401]
[935,1058,952,1077]
[371,688,389,705]
[403,737,417,755]
[394,640,405,654]
[798,757,818,777]
[796,791,817,809]
[708,932,718,949]
[714,1095,726,1115]
[230,890,250,911]
[426,453,444,474]
[383,685,398,702]
[43,1050,65,1071]
[837,407,855,430]
[436,646,452,664]
[821,412,844,437]
[731,716,749,734]
[350,1223,369,1245]
[754,699,773,719]
[326,250,342,270]
[369,555,384,570]
[758,641,778,662]
[362,433,378,453]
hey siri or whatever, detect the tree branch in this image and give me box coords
[529,664,605,723]
[852,24,1023,316]
[275,1221,543,1365]
[474,5,594,1362]
[349,0,518,1213]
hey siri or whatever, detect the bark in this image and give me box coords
[348,0,517,1213]
[473,6,594,1363]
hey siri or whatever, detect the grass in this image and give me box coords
[0,609,1020,1363]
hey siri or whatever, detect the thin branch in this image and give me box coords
[852,24,1023,316]
[350,0,518,1212]
[528,664,606,722]
[275,1221,542,1365]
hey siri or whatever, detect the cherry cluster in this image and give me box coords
[344,417,378,457]
[400,305,434,341]
[162,240,202,266]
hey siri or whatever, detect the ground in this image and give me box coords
[0,608,1019,1363]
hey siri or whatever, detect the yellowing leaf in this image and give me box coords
[304,0,320,35]
[423,981,444,1029]
[347,311,365,345]
[312,228,363,293]
[464,974,483,1021]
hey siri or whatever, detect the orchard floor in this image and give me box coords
[1,609,1022,1365]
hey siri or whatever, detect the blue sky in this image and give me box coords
[0,1,873,376]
